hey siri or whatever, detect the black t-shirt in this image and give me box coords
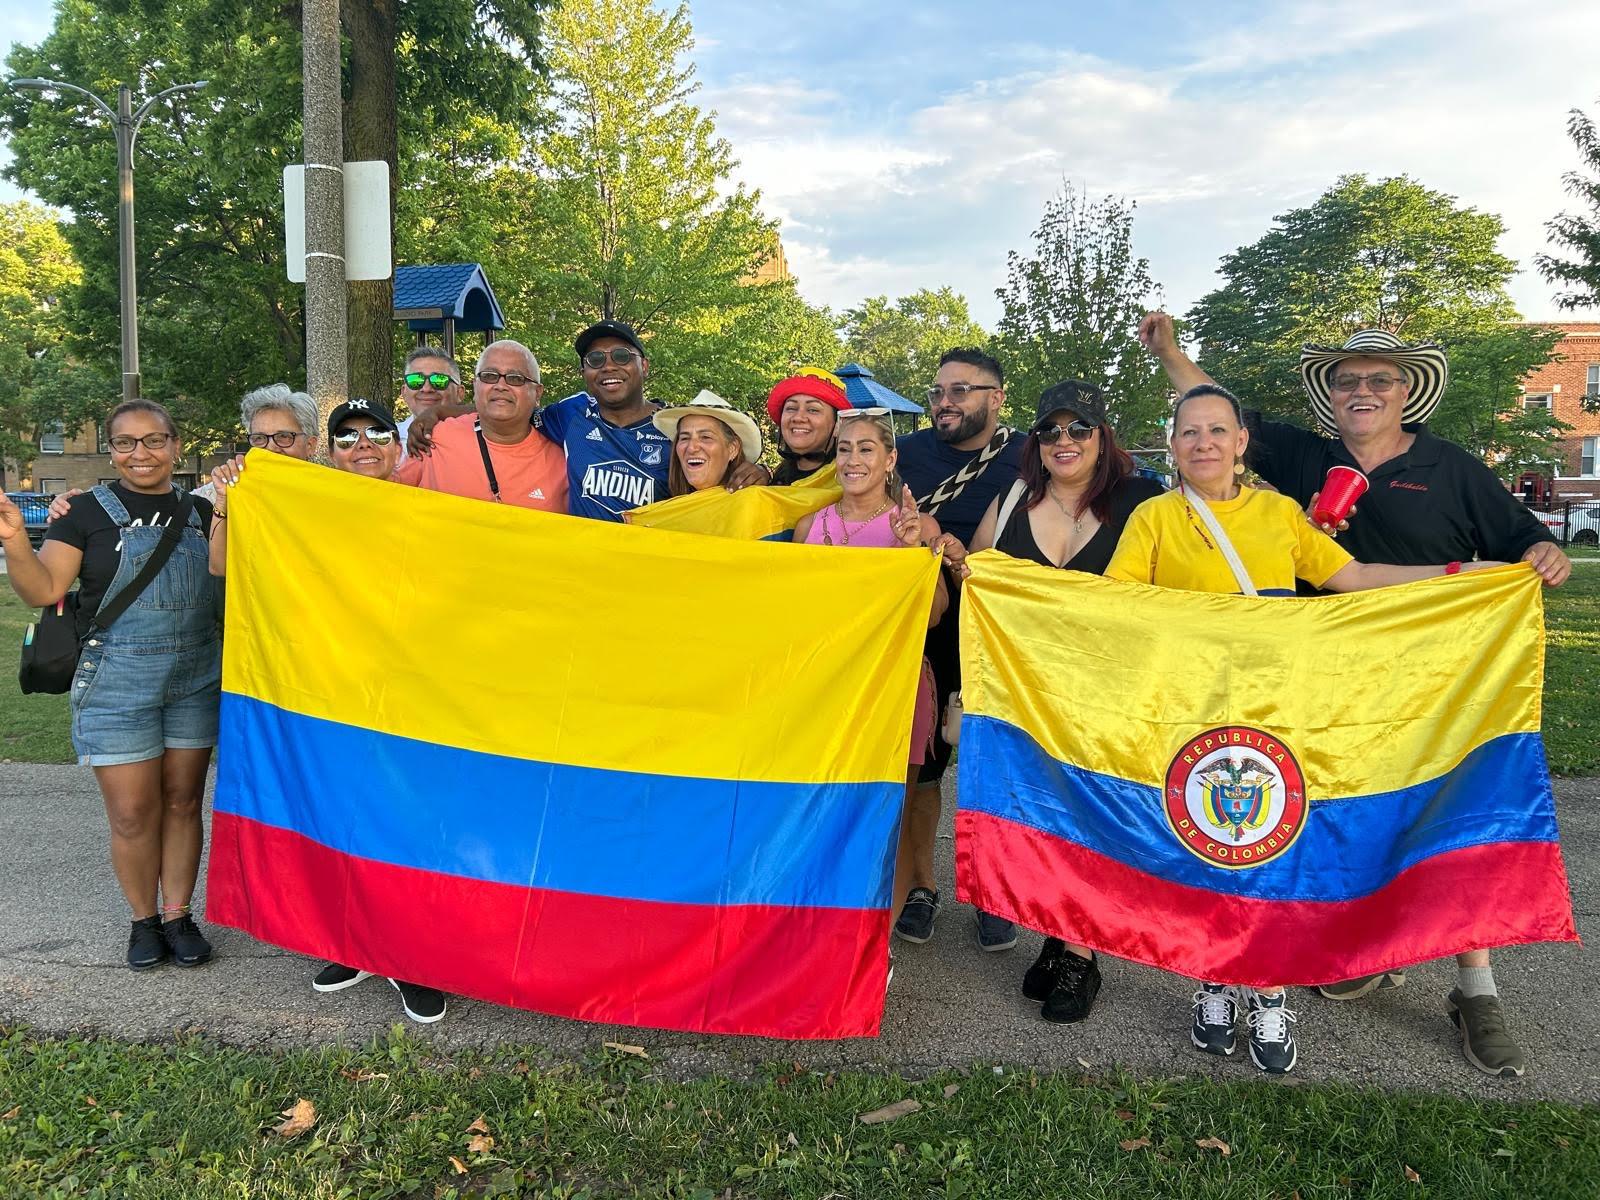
[895,427,1025,547]
[995,474,1165,576]
[771,457,826,487]
[43,484,214,634]
[1244,415,1554,567]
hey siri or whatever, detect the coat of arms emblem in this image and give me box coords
[1163,726,1307,869]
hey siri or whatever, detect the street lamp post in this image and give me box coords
[7,76,208,403]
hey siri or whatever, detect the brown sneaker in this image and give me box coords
[1317,971,1391,1001]
[1447,989,1528,1078]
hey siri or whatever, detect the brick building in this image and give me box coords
[4,418,231,496]
[1519,322,1600,501]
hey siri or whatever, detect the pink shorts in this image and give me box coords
[908,657,937,767]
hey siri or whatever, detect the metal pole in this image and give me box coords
[302,0,347,427]
[115,84,139,403]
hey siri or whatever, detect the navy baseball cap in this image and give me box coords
[326,397,399,438]
[575,319,645,360]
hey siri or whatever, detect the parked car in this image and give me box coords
[1527,503,1600,546]
[2,492,54,549]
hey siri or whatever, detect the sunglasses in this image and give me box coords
[109,433,174,452]
[1035,420,1097,444]
[404,371,457,390]
[925,383,998,402]
[476,370,536,387]
[582,347,639,369]
[248,431,306,449]
[1331,372,1405,393]
[331,426,397,449]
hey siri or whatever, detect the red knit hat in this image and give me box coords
[766,367,850,425]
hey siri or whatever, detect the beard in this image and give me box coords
[934,407,990,445]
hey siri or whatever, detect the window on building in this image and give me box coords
[1584,437,1598,477]
[38,423,65,454]
[97,424,110,454]
[38,477,67,493]
[1587,364,1600,406]
[1524,393,1552,411]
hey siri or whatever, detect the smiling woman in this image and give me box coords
[653,390,764,497]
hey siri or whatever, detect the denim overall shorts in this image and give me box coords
[69,485,223,767]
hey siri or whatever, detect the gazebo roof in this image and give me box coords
[833,363,925,416]
[393,263,505,333]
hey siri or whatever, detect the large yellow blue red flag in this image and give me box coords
[626,464,841,540]
[206,452,937,1038]
[956,552,1578,987]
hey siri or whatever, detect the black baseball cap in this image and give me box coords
[575,319,645,360]
[1034,379,1108,429]
[327,397,399,438]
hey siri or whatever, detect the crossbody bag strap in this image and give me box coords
[994,479,1027,541]
[473,420,502,502]
[1181,486,1257,597]
[917,427,1014,515]
[91,494,197,630]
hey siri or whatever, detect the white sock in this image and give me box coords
[1458,965,1497,998]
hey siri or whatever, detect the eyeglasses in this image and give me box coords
[331,426,397,449]
[404,371,458,391]
[926,383,999,402]
[1035,420,1096,445]
[476,370,536,387]
[248,431,306,449]
[1331,372,1405,394]
[583,348,639,369]
[109,433,174,453]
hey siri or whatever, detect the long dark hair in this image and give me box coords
[1018,419,1133,523]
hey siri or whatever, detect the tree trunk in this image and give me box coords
[342,0,397,408]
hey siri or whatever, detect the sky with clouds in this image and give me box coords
[4,0,1599,330]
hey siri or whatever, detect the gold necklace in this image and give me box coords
[1046,486,1084,533]
[824,499,893,546]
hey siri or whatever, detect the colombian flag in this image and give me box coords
[626,464,841,540]
[206,452,937,1038]
[955,552,1578,987]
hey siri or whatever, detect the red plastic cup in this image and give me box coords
[1312,465,1368,527]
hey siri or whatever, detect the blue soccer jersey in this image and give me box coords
[539,393,672,521]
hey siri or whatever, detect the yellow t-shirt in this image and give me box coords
[1104,487,1352,596]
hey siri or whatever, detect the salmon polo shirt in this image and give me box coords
[393,412,569,512]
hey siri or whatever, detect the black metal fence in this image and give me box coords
[1537,499,1600,547]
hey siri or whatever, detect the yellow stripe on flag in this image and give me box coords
[626,464,842,539]
[960,550,1543,798]
[225,452,936,785]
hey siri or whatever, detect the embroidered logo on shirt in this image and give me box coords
[586,427,604,442]
[530,488,545,501]
[639,442,664,466]
[1389,481,1428,492]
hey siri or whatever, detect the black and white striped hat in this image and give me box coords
[1299,330,1449,434]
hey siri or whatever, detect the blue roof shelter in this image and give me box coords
[393,263,505,358]
[833,363,925,428]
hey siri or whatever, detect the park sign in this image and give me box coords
[282,160,392,282]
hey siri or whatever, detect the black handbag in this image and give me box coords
[19,495,196,695]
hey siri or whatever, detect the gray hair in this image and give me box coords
[475,339,541,383]
[405,344,459,376]
[240,383,318,438]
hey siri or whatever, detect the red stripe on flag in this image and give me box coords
[208,812,890,1039]
[956,809,1579,987]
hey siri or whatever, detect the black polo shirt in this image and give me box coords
[1245,414,1554,566]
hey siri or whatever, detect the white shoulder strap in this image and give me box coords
[994,480,1027,541]
[1182,486,1258,597]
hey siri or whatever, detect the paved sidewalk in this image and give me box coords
[0,763,1593,1103]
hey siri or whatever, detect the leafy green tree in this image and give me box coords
[1538,98,1600,315]
[0,201,113,486]
[839,288,986,402]
[992,185,1167,443]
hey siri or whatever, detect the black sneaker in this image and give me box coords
[1191,983,1238,1056]
[390,978,447,1024]
[1246,989,1300,1074]
[975,911,1018,952]
[1041,950,1101,1024]
[312,962,373,993]
[127,915,169,971]
[1022,937,1069,1002]
[160,914,212,967]
[894,888,940,944]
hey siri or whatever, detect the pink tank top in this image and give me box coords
[802,503,900,548]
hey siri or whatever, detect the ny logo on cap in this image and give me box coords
[348,398,370,410]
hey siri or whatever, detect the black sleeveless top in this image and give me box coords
[994,474,1164,576]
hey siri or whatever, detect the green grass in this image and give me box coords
[1,1026,1596,1199]
[2,567,1598,773]
[0,588,74,764]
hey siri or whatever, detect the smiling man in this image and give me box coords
[395,345,462,463]
[1138,312,1567,1080]
[892,347,1026,953]
[393,340,568,512]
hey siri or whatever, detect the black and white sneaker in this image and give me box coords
[312,962,372,993]
[390,978,447,1024]
[1246,989,1299,1074]
[1191,983,1239,1056]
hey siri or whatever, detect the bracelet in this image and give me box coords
[1444,560,1462,575]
